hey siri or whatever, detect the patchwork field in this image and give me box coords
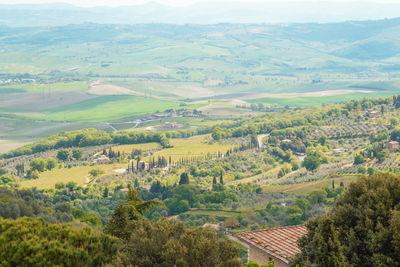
[31,96,204,122]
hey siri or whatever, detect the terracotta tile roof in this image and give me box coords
[236,225,307,264]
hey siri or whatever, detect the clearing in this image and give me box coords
[89,80,141,96]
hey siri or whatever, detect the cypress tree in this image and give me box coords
[212,176,217,185]
[179,172,190,185]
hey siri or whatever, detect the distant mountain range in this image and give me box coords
[1,1,400,26]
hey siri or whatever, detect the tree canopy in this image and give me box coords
[114,218,242,267]
[291,173,400,267]
[0,217,119,266]
[303,155,321,171]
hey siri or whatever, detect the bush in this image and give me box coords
[72,148,83,160]
[57,149,70,161]
[115,219,242,267]
[30,158,46,172]
[46,158,57,170]
[0,217,119,266]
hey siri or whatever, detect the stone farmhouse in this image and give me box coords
[236,225,307,267]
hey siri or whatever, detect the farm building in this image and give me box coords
[92,155,111,165]
[236,225,307,267]
[333,148,345,154]
[365,109,379,118]
[386,141,399,151]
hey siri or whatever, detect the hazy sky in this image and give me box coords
[2,0,400,7]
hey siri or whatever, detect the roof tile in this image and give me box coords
[236,225,307,264]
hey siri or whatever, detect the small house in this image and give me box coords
[119,188,129,193]
[333,148,345,155]
[366,109,379,118]
[386,141,399,151]
[92,155,111,165]
[236,225,307,267]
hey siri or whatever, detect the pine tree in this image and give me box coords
[105,188,163,240]
[220,170,224,184]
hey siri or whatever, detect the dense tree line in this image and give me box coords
[0,187,74,223]
[2,128,172,158]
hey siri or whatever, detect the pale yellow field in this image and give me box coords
[145,134,237,162]
[262,175,358,194]
[112,142,161,153]
[20,163,126,189]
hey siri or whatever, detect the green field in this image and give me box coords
[3,81,89,93]
[145,134,237,162]
[32,96,204,122]
[113,142,161,153]
[246,91,399,107]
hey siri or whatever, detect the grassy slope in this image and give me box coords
[262,175,358,194]
[20,163,126,189]
[145,134,237,162]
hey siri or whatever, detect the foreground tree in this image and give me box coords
[0,217,118,266]
[291,173,400,267]
[104,188,163,239]
[114,219,242,267]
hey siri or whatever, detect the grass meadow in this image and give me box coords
[145,134,238,162]
[20,163,126,189]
